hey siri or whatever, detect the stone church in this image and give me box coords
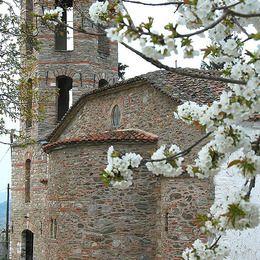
[10,0,224,259]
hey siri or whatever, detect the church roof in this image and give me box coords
[44,129,158,153]
[48,69,224,142]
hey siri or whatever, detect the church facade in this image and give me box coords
[10,1,221,259]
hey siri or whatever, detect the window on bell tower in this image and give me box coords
[55,0,74,51]
[57,76,73,121]
[25,78,33,128]
[25,159,31,203]
[25,0,34,54]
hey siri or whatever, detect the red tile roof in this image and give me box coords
[48,69,227,142]
[44,129,158,153]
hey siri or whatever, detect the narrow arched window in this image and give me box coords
[50,218,57,239]
[21,230,34,259]
[25,78,33,128]
[57,76,73,121]
[98,25,110,57]
[55,0,74,51]
[112,105,121,128]
[25,0,34,54]
[25,159,31,203]
[98,79,108,88]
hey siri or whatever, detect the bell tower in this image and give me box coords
[22,0,118,140]
[10,1,118,259]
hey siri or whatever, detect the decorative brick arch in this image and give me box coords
[53,67,77,79]
[94,72,117,88]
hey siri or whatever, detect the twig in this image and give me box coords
[177,11,229,38]
[123,0,183,6]
[209,235,222,249]
[144,131,212,163]
[230,11,260,18]
[245,177,256,200]
[120,42,247,85]
[0,141,11,145]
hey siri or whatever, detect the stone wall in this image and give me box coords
[10,143,49,260]
[57,82,206,162]
[46,142,160,259]
[50,82,213,258]
[158,177,213,259]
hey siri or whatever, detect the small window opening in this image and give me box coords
[98,26,110,57]
[50,218,57,239]
[25,0,34,54]
[98,79,108,88]
[55,0,74,51]
[25,159,31,203]
[165,212,169,232]
[21,230,34,259]
[57,76,73,121]
[25,78,33,128]
[112,105,121,128]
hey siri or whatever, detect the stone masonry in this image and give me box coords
[11,1,216,259]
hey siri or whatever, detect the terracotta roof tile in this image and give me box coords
[48,69,226,142]
[44,129,158,153]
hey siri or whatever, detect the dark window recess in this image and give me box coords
[25,159,31,203]
[55,23,67,51]
[55,0,73,7]
[98,79,108,88]
[25,78,33,128]
[165,212,169,232]
[50,219,58,239]
[57,76,73,121]
[55,0,73,51]
[112,105,121,128]
[98,26,110,57]
[21,230,34,260]
[25,0,33,54]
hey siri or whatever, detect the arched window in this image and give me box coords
[50,218,57,239]
[25,0,33,54]
[98,26,110,57]
[57,76,73,121]
[98,79,108,88]
[55,0,74,51]
[112,105,121,128]
[21,230,34,259]
[25,78,33,128]
[25,159,31,203]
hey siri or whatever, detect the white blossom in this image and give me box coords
[89,1,109,25]
[146,145,184,177]
[102,146,142,189]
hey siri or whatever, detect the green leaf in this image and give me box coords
[195,214,208,226]
[250,33,260,40]
[227,203,246,227]
[228,160,242,168]
[111,150,121,158]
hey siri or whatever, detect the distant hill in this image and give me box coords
[0,202,7,229]
[0,192,6,204]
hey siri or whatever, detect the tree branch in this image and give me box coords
[144,131,212,163]
[122,0,183,6]
[209,235,222,249]
[177,11,229,38]
[120,41,247,85]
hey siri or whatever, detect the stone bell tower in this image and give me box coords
[10,0,118,259]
